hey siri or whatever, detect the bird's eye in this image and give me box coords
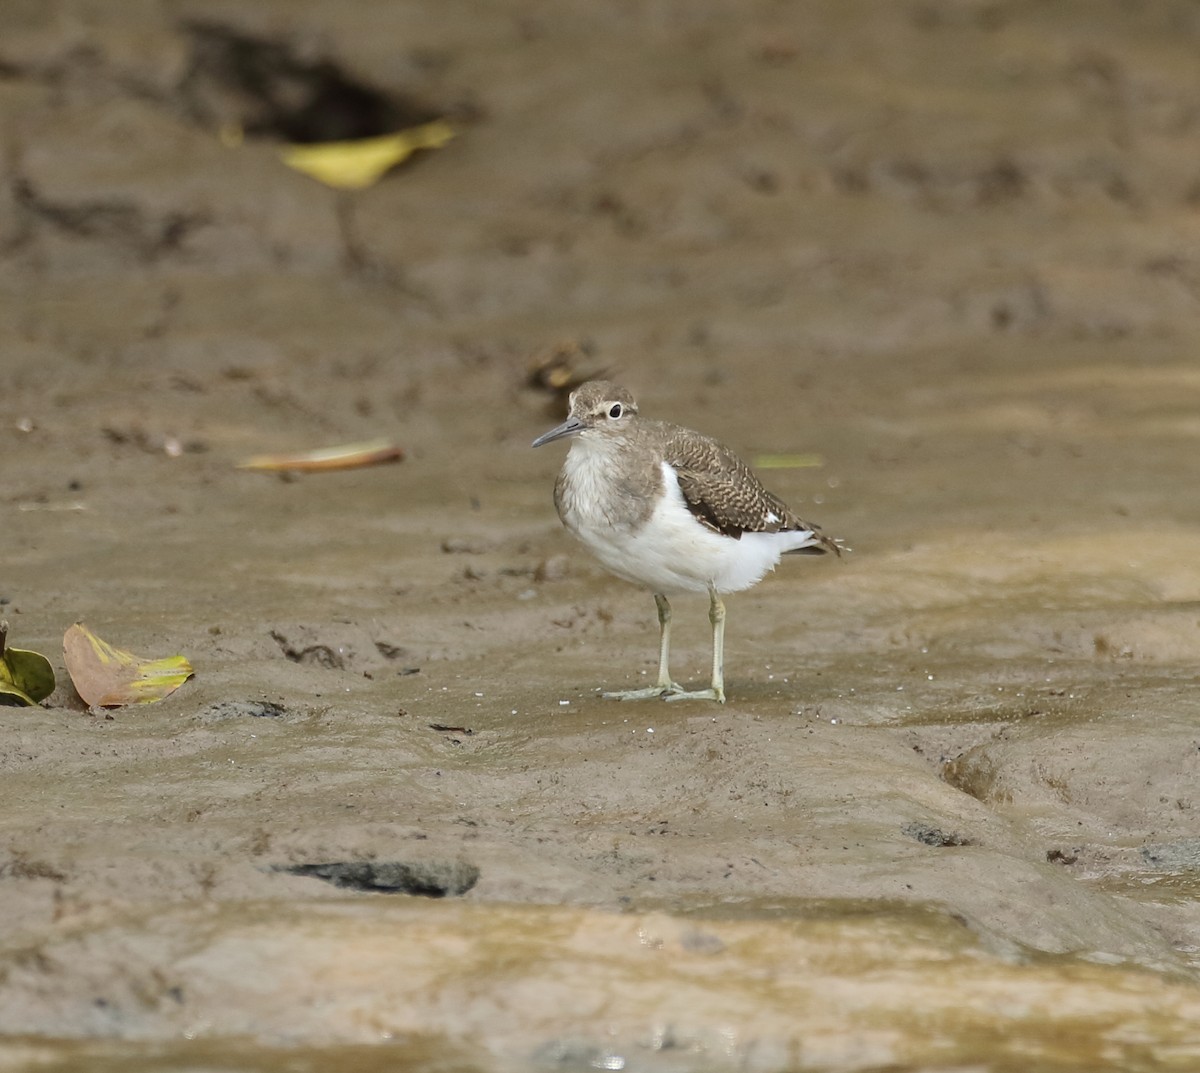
[608,403,623,418]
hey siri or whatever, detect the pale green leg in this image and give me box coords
[603,593,685,701]
[665,583,726,703]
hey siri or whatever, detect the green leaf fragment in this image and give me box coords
[752,453,825,470]
[0,623,56,706]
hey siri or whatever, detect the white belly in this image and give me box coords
[562,459,814,595]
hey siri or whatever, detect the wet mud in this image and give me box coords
[3,2,1200,1070]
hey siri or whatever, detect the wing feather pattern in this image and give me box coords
[661,425,839,554]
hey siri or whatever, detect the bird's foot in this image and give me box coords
[664,686,725,704]
[601,681,685,701]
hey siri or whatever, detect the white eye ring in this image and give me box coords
[608,403,622,418]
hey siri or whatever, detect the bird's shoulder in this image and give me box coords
[649,420,818,540]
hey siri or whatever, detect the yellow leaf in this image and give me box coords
[280,120,456,189]
[63,623,194,708]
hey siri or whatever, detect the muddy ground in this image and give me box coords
[3,2,1200,1071]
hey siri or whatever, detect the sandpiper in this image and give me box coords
[532,380,839,703]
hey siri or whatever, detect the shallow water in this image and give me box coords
[5,901,1200,1073]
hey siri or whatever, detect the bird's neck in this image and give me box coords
[563,430,630,492]
[559,428,660,529]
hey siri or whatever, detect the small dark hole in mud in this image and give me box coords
[178,21,441,143]
[249,701,286,718]
[278,859,480,897]
[902,822,973,848]
[199,700,289,720]
[270,630,345,669]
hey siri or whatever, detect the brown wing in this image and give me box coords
[662,425,838,553]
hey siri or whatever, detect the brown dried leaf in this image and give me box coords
[63,623,193,708]
[236,438,404,473]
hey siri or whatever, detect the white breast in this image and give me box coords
[559,445,814,595]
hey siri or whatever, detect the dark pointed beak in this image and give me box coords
[531,415,584,448]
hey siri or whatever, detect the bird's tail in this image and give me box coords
[784,528,844,558]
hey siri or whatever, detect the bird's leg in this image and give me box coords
[666,582,726,703]
[708,585,727,702]
[602,592,685,700]
[651,592,679,692]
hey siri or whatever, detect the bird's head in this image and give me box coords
[531,380,638,447]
